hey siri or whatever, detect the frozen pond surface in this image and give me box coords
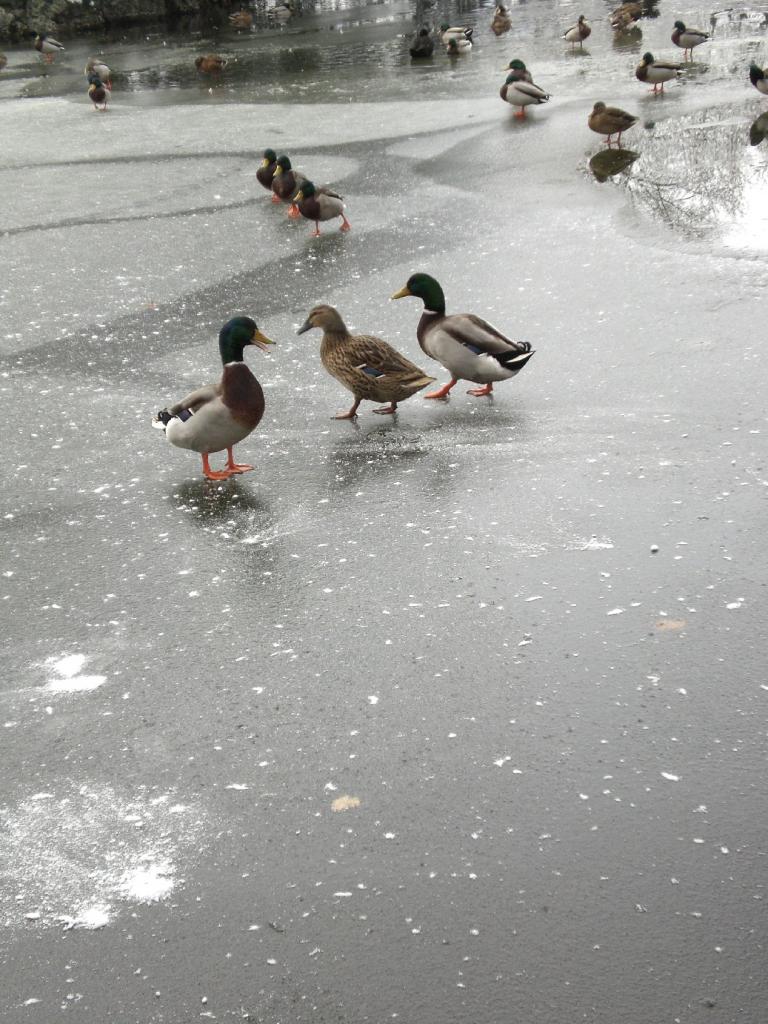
[2,0,768,1021]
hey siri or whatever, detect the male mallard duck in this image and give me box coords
[749,62,768,96]
[491,5,512,36]
[410,27,435,58]
[85,57,111,87]
[500,72,550,117]
[610,2,642,31]
[257,148,278,192]
[271,155,306,216]
[195,54,228,74]
[440,23,473,45]
[564,15,591,49]
[87,74,110,111]
[588,102,637,146]
[391,273,534,399]
[636,51,683,92]
[229,9,253,30]
[296,305,435,419]
[502,58,533,83]
[34,33,65,64]
[153,317,274,480]
[292,181,351,236]
[447,36,472,55]
[671,20,709,60]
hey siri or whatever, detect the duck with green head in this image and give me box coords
[500,71,550,117]
[292,180,351,236]
[671,20,709,60]
[87,74,110,111]
[154,317,274,480]
[391,274,534,399]
[271,154,306,216]
[636,51,683,92]
[502,58,533,83]
[257,148,278,192]
[33,33,65,63]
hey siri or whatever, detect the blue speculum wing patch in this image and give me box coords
[463,343,484,355]
[361,366,385,377]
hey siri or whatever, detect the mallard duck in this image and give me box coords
[0,53,7,71]
[610,2,642,31]
[391,274,534,399]
[34,34,65,64]
[636,51,683,92]
[502,58,533,83]
[256,148,278,192]
[447,36,472,55]
[501,72,548,117]
[229,9,253,30]
[564,15,591,49]
[440,23,473,45]
[87,74,110,111]
[292,181,351,236]
[85,57,111,87]
[195,54,228,74]
[671,20,709,60]
[153,317,274,480]
[749,63,768,96]
[271,155,306,215]
[500,73,550,117]
[410,28,435,58]
[588,102,637,146]
[296,305,435,419]
[491,5,512,36]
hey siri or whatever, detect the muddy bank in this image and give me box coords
[0,0,235,42]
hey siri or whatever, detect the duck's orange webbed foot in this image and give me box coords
[467,383,493,397]
[373,403,397,415]
[340,216,351,232]
[225,447,254,474]
[271,194,282,204]
[424,378,458,400]
[287,204,300,219]
[202,453,233,480]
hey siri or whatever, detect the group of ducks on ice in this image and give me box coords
[411,7,768,147]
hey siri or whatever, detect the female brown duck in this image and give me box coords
[297,305,434,419]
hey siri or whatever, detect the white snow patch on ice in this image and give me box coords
[42,653,106,693]
[0,784,205,930]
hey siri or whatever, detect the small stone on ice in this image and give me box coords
[650,544,659,553]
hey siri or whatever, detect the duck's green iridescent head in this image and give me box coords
[391,273,446,314]
[293,179,315,201]
[219,316,274,364]
[673,20,686,30]
[274,154,292,174]
[509,59,527,71]
[262,148,277,165]
[447,38,459,51]
[440,22,450,31]
[642,52,655,63]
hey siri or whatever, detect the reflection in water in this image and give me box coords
[589,148,638,182]
[749,111,768,146]
[611,27,643,52]
[171,477,273,536]
[623,107,768,248]
[327,428,430,493]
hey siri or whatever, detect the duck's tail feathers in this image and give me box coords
[499,348,535,374]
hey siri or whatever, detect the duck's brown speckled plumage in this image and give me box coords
[298,305,434,415]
